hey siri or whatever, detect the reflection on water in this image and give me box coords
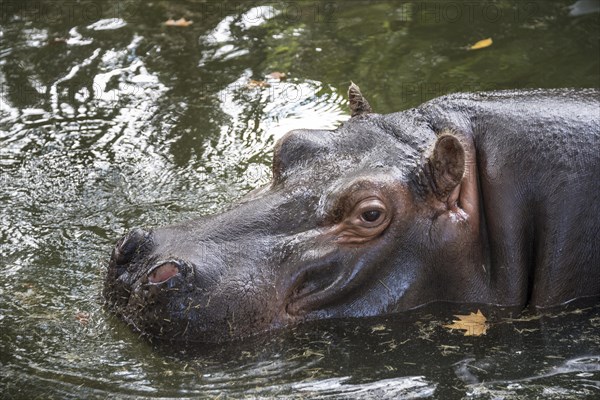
[0,0,599,398]
[290,376,436,398]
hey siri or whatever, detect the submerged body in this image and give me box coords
[104,87,600,342]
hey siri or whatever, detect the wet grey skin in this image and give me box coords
[104,84,600,343]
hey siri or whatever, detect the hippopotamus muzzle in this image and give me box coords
[104,84,600,343]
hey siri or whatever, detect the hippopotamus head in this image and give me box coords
[104,84,485,342]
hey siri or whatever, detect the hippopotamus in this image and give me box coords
[104,85,600,343]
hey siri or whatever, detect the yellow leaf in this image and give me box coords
[165,18,193,27]
[469,38,493,50]
[443,310,488,336]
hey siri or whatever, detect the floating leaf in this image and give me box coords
[75,311,90,326]
[443,310,488,336]
[469,38,493,50]
[246,79,270,89]
[268,71,287,80]
[164,18,193,27]
[49,37,67,45]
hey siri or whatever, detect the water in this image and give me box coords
[1,0,599,398]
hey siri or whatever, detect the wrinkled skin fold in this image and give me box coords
[104,85,600,343]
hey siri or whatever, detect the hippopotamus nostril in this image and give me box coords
[147,261,180,284]
[113,227,148,266]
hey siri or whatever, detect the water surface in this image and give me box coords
[1,0,599,398]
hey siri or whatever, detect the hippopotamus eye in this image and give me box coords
[353,197,388,228]
[361,210,382,222]
[331,196,391,244]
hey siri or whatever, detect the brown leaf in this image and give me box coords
[75,311,90,326]
[49,37,68,45]
[267,71,287,80]
[246,79,270,89]
[443,310,487,336]
[165,18,193,27]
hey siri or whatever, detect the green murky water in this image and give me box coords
[1,0,599,398]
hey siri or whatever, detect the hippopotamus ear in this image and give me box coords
[427,133,466,201]
[348,82,373,117]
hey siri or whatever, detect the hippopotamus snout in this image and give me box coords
[105,228,204,337]
[105,221,281,342]
[105,227,161,310]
